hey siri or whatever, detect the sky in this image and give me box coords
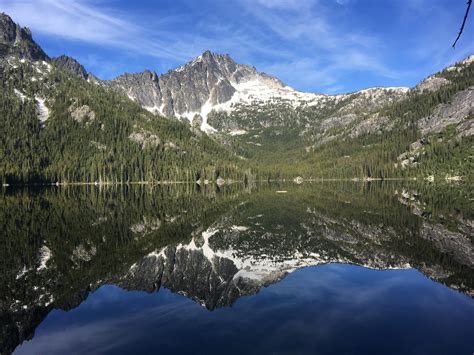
[1,0,473,94]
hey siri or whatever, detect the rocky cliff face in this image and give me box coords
[0,13,48,61]
[0,14,86,79]
[52,55,88,79]
[419,86,474,136]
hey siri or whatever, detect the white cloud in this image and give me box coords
[2,0,272,65]
[253,0,317,10]
[0,0,293,70]
[240,0,404,92]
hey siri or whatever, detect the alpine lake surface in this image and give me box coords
[1,181,473,355]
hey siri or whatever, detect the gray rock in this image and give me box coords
[107,50,285,120]
[69,105,96,123]
[350,114,392,138]
[419,87,474,135]
[415,76,450,93]
[52,55,88,79]
[420,222,474,267]
[0,13,48,61]
[319,114,358,132]
[128,130,161,149]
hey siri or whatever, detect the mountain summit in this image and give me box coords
[108,50,413,133]
[0,13,48,61]
[109,50,314,131]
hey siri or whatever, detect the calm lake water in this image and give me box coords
[1,182,473,355]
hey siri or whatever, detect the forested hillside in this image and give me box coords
[0,58,249,184]
[211,57,474,180]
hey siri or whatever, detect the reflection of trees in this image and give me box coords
[0,183,472,354]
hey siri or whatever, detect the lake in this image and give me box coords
[1,182,473,355]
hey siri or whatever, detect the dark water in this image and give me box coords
[1,182,473,355]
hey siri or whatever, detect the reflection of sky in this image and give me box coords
[14,265,474,355]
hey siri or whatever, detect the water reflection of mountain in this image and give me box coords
[1,183,472,354]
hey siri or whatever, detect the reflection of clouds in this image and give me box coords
[14,265,474,355]
[260,264,406,301]
[15,319,134,355]
[228,265,434,346]
[15,287,201,355]
[82,285,124,310]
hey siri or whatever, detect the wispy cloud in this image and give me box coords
[239,0,404,91]
[0,0,294,71]
[253,0,316,11]
[1,0,201,62]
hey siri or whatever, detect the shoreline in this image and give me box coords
[1,176,467,188]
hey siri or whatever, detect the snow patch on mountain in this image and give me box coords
[14,89,27,102]
[180,99,218,133]
[229,129,247,136]
[197,78,327,119]
[357,87,410,95]
[16,265,31,280]
[35,96,49,125]
[37,245,52,271]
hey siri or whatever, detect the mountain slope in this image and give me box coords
[0,13,248,185]
[208,56,474,180]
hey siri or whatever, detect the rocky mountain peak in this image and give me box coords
[201,49,216,61]
[142,69,158,81]
[0,13,48,61]
[52,55,88,79]
[194,50,232,65]
[174,50,240,77]
[108,50,291,129]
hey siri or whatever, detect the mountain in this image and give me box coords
[107,51,471,183]
[0,11,473,183]
[0,12,47,61]
[51,55,88,79]
[0,13,247,185]
[205,55,474,179]
[108,50,312,132]
[107,50,409,133]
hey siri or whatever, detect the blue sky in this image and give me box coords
[1,0,473,93]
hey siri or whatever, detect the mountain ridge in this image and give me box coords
[107,49,310,131]
[0,12,48,61]
[107,50,412,132]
